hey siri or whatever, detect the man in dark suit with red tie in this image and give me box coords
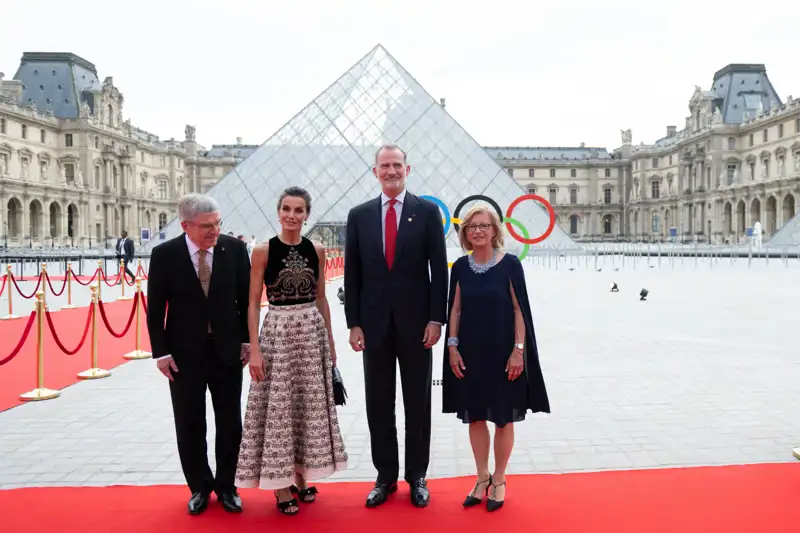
[344,144,448,508]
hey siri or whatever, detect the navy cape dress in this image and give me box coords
[441,254,550,426]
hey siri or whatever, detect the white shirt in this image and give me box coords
[117,238,126,255]
[185,234,214,276]
[156,235,248,365]
[380,188,406,254]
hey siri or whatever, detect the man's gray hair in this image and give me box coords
[374,144,407,164]
[178,193,220,222]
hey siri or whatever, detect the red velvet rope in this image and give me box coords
[97,293,139,338]
[44,304,93,356]
[136,265,148,280]
[0,311,36,366]
[0,274,5,298]
[44,272,68,297]
[101,269,121,288]
[11,273,43,299]
[72,268,100,286]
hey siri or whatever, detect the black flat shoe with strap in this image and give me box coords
[274,491,299,515]
[463,475,492,507]
[486,480,506,512]
[290,484,318,503]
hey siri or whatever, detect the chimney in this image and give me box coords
[667,126,676,137]
[236,137,242,145]
[439,98,446,108]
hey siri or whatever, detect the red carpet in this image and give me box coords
[1,465,798,532]
[0,298,150,411]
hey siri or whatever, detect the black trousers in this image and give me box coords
[363,315,432,484]
[169,338,243,495]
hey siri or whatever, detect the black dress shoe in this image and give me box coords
[188,492,210,515]
[219,490,243,513]
[365,481,397,508]
[409,478,430,508]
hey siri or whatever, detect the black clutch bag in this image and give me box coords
[332,367,347,406]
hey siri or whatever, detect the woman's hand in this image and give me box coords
[449,347,465,379]
[330,341,337,367]
[506,349,524,381]
[249,348,266,382]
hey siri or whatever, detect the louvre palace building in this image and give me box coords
[2,49,798,249]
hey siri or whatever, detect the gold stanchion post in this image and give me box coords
[1,264,20,321]
[77,284,111,380]
[117,259,132,301]
[123,278,151,360]
[41,263,56,312]
[62,262,76,309]
[20,291,60,401]
[96,260,103,301]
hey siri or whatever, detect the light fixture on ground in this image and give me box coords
[337,287,345,305]
[609,282,619,292]
[639,288,649,301]
[793,447,800,461]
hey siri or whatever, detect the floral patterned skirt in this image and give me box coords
[235,302,348,490]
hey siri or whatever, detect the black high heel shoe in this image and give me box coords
[486,480,506,512]
[463,475,492,507]
[274,490,299,515]
[290,484,318,503]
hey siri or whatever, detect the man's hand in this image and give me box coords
[423,322,441,349]
[240,344,251,367]
[157,357,179,381]
[349,327,365,352]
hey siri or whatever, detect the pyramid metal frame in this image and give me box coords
[147,44,579,252]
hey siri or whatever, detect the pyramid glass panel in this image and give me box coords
[767,209,800,249]
[147,44,579,253]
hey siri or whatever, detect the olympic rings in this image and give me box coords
[420,193,557,260]
[452,195,504,234]
[505,194,556,245]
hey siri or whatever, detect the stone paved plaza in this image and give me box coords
[1,254,799,490]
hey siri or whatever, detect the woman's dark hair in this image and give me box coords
[277,186,312,214]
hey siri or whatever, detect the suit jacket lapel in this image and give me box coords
[393,192,417,262]
[208,240,223,297]
[371,196,389,272]
[178,234,206,298]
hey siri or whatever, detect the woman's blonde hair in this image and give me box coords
[457,205,504,251]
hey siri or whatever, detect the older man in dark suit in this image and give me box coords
[147,193,251,515]
[344,144,448,508]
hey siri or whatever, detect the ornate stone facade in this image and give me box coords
[492,64,800,243]
[489,144,630,240]
[0,52,253,248]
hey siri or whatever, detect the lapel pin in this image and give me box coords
[221,246,225,252]
[408,218,412,222]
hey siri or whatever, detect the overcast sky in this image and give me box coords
[2,0,799,152]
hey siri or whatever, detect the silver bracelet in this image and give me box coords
[446,337,459,347]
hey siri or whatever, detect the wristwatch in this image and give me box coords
[514,342,524,351]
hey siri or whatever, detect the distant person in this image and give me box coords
[236,186,347,516]
[146,193,252,516]
[442,205,550,512]
[344,144,448,508]
[115,230,135,284]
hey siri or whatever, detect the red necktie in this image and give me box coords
[385,199,397,270]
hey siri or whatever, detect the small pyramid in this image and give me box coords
[149,45,578,252]
[767,207,800,249]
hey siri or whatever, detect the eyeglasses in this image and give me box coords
[465,223,492,233]
[189,220,222,232]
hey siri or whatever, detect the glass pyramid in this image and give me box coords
[148,44,580,254]
[767,212,800,249]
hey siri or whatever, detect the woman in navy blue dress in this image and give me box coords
[442,205,550,512]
